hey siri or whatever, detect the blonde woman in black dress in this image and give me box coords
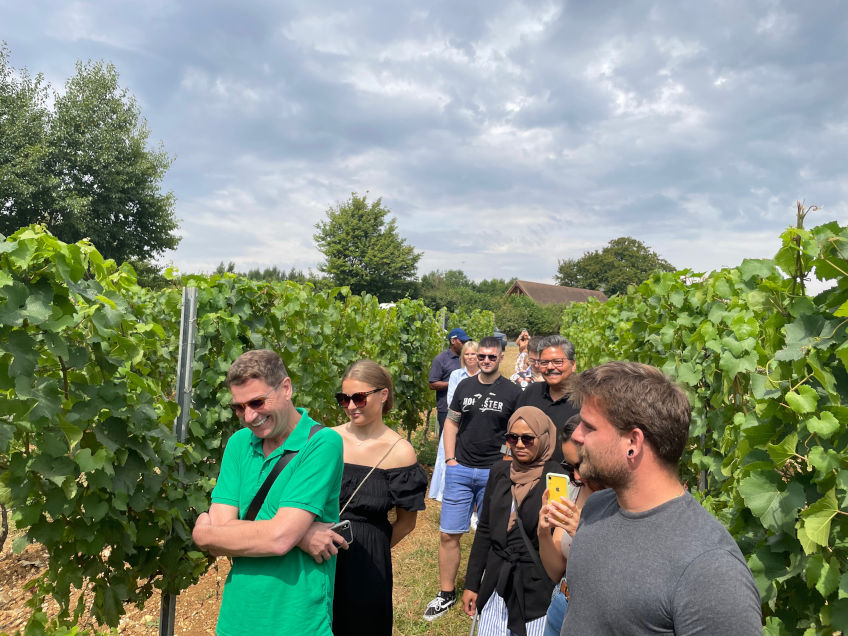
[332,360,428,636]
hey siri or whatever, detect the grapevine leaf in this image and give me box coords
[738,471,805,533]
[839,571,848,599]
[767,432,798,466]
[830,598,848,631]
[675,360,701,386]
[762,617,787,636]
[12,534,29,554]
[22,285,53,325]
[58,420,84,451]
[806,554,841,598]
[798,489,839,552]
[739,258,778,281]
[718,350,757,378]
[836,299,848,318]
[808,447,840,481]
[805,412,840,439]
[785,385,819,414]
[6,330,38,377]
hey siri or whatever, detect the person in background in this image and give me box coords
[510,329,533,390]
[461,407,559,636]
[429,340,479,501]
[429,328,470,438]
[517,335,578,463]
[526,336,545,384]
[330,360,428,636]
[537,414,604,636]
[423,336,522,621]
[560,362,762,634]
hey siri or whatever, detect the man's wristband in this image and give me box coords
[445,457,457,462]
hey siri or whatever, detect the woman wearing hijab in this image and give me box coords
[461,406,559,636]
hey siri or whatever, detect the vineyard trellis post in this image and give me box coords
[159,287,198,636]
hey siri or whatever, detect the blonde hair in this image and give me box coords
[342,359,394,414]
[460,340,479,369]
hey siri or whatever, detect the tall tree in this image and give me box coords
[556,236,675,296]
[314,193,421,301]
[0,48,179,263]
[0,46,53,231]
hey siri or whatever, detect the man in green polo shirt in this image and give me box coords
[192,349,344,636]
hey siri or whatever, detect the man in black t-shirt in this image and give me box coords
[517,334,578,463]
[423,336,521,621]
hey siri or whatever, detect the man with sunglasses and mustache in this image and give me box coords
[517,335,578,463]
[424,336,522,621]
[192,349,344,636]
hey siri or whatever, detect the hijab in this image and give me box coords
[507,406,556,530]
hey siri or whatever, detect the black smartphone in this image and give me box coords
[330,519,354,544]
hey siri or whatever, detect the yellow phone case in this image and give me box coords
[546,472,570,503]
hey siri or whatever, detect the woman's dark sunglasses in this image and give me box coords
[335,388,381,408]
[505,433,538,447]
[230,383,279,416]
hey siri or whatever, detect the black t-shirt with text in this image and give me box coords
[449,375,522,468]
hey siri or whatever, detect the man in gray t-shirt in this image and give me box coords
[560,362,761,635]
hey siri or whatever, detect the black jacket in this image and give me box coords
[464,460,558,636]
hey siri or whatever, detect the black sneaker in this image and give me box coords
[423,591,456,621]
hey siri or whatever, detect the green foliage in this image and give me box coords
[443,307,496,343]
[0,225,443,631]
[495,295,566,337]
[418,270,512,315]
[561,215,848,633]
[314,193,421,302]
[0,49,178,265]
[555,236,674,296]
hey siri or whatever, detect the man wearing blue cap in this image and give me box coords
[429,327,470,437]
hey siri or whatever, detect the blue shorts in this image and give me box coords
[440,462,490,534]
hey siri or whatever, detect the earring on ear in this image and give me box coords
[628,449,634,457]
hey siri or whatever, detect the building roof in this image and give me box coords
[505,280,608,305]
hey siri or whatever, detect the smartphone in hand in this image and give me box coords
[546,473,570,503]
[330,520,354,544]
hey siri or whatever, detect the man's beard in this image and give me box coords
[577,451,629,490]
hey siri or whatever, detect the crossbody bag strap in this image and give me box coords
[513,496,548,578]
[339,437,403,517]
[244,423,324,521]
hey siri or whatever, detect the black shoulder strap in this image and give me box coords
[244,423,324,521]
[514,497,548,578]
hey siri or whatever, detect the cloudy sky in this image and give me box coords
[3,1,846,289]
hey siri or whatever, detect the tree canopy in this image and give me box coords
[313,193,421,301]
[0,47,179,263]
[555,236,675,296]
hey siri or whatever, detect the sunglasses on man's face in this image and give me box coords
[477,353,499,361]
[230,384,279,416]
[335,388,381,408]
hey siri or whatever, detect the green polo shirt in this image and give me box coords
[211,408,342,636]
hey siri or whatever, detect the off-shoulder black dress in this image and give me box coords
[332,462,428,636]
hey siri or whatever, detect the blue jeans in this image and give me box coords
[543,583,568,636]
[440,462,489,533]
